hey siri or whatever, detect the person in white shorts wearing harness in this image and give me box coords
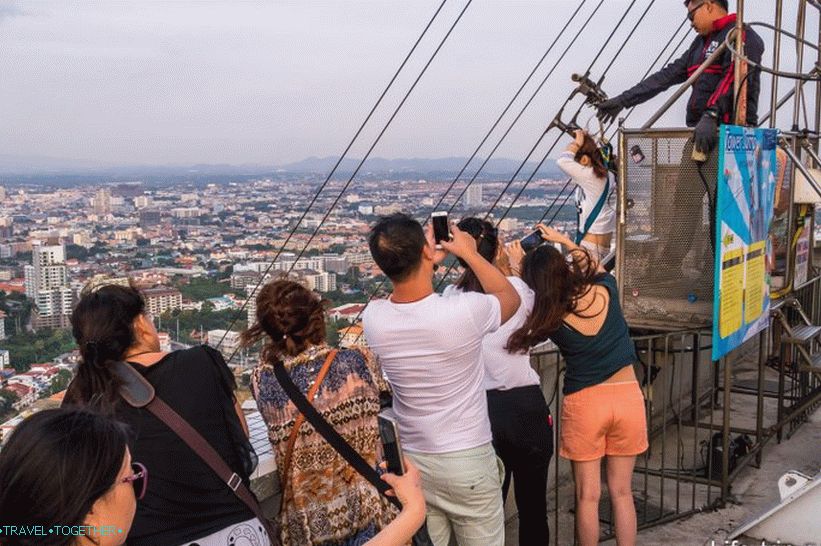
[556,129,616,262]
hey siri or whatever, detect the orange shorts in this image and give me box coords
[560,380,648,461]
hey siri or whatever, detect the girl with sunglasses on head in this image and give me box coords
[556,129,616,262]
[0,408,144,546]
[507,225,647,546]
[63,284,269,546]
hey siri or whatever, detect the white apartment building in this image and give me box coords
[207,329,241,361]
[301,270,337,293]
[466,183,483,207]
[142,287,183,316]
[35,287,73,317]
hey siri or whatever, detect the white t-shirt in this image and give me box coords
[557,151,616,236]
[362,291,501,454]
[444,276,540,391]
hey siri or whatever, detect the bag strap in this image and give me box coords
[272,358,401,510]
[113,361,277,542]
[575,175,611,245]
[280,349,337,495]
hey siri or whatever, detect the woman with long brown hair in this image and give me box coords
[507,225,647,546]
[243,279,423,545]
[557,129,616,261]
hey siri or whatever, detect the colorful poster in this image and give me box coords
[712,125,778,361]
[794,223,810,287]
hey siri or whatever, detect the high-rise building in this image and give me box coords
[0,186,5,201]
[35,287,73,318]
[0,311,6,341]
[25,245,68,297]
[26,245,72,329]
[142,287,183,316]
[93,188,112,215]
[466,184,483,207]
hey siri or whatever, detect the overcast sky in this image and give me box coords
[0,1,814,167]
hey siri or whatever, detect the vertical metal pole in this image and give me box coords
[755,329,766,467]
[777,318,786,443]
[690,333,700,423]
[769,0,784,128]
[721,356,732,501]
[734,0,745,125]
[816,5,821,135]
[793,0,808,132]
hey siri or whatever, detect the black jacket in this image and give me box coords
[620,14,764,127]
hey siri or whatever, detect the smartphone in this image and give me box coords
[431,211,449,249]
[378,413,405,476]
[520,230,543,253]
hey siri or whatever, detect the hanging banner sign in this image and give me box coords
[712,125,778,361]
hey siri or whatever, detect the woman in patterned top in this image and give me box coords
[242,279,400,545]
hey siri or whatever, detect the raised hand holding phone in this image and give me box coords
[438,223,478,260]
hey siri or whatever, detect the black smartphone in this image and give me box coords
[520,230,543,253]
[378,413,405,476]
[431,211,449,249]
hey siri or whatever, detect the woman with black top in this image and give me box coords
[507,225,648,546]
[63,284,270,546]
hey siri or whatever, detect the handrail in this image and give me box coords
[779,137,821,200]
[641,33,731,129]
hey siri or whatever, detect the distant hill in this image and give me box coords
[0,154,560,182]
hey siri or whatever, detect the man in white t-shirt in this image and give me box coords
[363,213,520,546]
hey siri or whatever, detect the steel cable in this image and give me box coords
[223,0,474,361]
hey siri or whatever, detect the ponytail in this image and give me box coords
[65,284,145,413]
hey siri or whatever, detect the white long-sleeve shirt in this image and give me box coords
[557,151,616,236]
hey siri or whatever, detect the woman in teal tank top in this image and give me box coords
[507,224,647,546]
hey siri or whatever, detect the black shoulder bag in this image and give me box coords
[272,360,433,546]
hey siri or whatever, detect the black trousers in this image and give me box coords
[487,385,554,546]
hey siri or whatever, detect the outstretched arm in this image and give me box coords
[536,224,605,274]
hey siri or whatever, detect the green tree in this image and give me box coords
[47,369,73,396]
[0,389,19,420]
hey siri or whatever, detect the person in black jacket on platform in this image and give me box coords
[597,0,764,144]
[597,0,763,273]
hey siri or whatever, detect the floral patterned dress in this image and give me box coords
[251,344,398,545]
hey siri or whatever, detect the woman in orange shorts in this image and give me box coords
[508,224,648,546]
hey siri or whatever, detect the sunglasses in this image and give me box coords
[687,2,706,22]
[121,462,148,500]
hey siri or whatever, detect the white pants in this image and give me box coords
[408,443,505,546]
[179,517,271,546]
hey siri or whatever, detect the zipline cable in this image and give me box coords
[216,0,449,350]
[533,15,690,227]
[439,0,651,275]
[224,0,474,362]
[348,0,653,339]
[328,0,601,329]
[428,0,592,215]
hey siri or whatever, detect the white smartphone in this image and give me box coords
[431,211,449,250]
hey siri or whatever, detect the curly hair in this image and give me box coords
[240,279,327,363]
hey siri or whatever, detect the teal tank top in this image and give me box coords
[549,273,637,395]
